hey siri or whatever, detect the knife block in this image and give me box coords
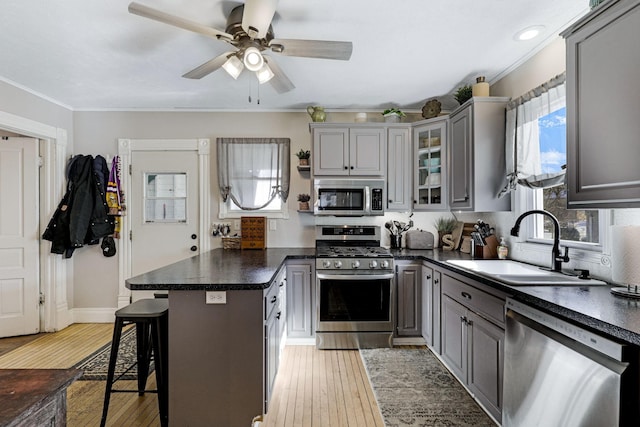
[474,235,499,259]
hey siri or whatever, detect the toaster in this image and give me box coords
[405,230,434,249]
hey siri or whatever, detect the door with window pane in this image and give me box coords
[130,150,199,300]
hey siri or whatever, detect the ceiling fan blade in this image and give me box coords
[264,57,295,94]
[242,0,278,39]
[128,2,232,41]
[182,52,236,79]
[270,39,353,60]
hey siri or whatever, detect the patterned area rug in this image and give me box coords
[73,328,153,381]
[360,348,496,427]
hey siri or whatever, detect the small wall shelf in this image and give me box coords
[297,165,311,172]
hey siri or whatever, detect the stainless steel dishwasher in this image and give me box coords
[503,298,639,427]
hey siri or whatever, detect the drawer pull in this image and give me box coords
[461,291,472,300]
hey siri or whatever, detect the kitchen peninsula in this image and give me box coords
[127,247,640,426]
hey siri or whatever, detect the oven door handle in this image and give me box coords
[316,273,395,281]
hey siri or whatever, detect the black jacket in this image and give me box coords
[43,155,114,258]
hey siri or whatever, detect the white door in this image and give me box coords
[130,150,200,300]
[0,138,39,337]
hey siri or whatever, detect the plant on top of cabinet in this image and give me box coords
[453,85,472,105]
[382,108,406,123]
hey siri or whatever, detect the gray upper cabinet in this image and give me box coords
[448,97,511,212]
[563,0,640,208]
[311,124,386,176]
[386,126,413,211]
[413,117,448,210]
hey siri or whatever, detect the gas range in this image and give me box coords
[315,225,394,272]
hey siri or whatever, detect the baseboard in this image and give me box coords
[71,307,116,323]
[284,337,316,346]
[393,337,427,346]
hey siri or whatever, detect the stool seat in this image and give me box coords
[116,298,168,318]
[101,299,169,427]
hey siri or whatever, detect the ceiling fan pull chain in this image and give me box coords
[248,80,252,103]
[257,82,260,105]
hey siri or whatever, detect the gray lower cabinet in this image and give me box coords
[421,262,441,352]
[562,0,640,208]
[286,260,315,339]
[439,271,505,421]
[396,262,422,336]
[265,265,286,411]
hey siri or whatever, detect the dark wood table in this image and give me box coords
[0,368,82,427]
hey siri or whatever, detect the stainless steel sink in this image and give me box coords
[446,259,607,286]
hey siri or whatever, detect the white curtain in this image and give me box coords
[498,73,566,197]
[217,138,290,210]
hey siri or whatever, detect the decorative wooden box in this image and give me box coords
[241,216,266,250]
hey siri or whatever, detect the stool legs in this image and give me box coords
[100,318,124,427]
[152,315,169,427]
[135,322,152,395]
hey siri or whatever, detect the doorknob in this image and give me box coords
[191,234,197,239]
[190,245,198,252]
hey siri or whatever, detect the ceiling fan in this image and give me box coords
[128,0,353,93]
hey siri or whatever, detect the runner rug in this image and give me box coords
[73,328,153,381]
[359,348,496,427]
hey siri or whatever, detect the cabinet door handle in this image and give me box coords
[271,296,277,304]
[276,311,281,320]
[350,166,354,169]
[461,291,472,300]
[426,275,431,280]
[344,166,348,170]
[434,279,439,284]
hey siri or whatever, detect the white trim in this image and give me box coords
[393,337,427,346]
[0,110,70,332]
[117,138,211,308]
[71,308,116,324]
[284,337,316,346]
[0,76,73,111]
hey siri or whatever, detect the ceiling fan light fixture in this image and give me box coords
[256,63,275,84]
[243,47,264,71]
[222,55,244,79]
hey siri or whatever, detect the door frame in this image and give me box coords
[0,110,70,333]
[117,138,211,308]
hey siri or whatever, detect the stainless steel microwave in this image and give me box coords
[313,178,385,216]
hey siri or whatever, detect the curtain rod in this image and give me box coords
[507,72,566,111]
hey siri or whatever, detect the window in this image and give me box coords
[503,74,605,251]
[217,138,290,218]
[144,173,187,223]
[536,108,600,245]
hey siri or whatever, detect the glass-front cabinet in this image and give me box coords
[413,117,448,210]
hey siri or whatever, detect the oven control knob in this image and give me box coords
[352,260,360,269]
[369,260,378,269]
[334,260,343,268]
[380,260,390,269]
[322,260,332,268]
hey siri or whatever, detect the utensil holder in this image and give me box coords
[390,235,402,249]
[474,235,499,259]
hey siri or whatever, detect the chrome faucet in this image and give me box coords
[510,209,569,272]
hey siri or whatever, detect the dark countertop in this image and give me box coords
[127,246,640,346]
[391,248,640,346]
[126,248,316,291]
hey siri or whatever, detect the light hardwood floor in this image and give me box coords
[0,324,385,427]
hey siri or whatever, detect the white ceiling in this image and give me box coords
[0,0,588,111]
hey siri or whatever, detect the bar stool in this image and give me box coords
[100,298,169,427]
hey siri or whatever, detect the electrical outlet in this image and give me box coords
[206,291,226,304]
[234,220,241,230]
[269,219,277,231]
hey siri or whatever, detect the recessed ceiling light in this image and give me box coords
[515,25,545,41]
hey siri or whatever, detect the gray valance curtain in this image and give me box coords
[498,73,566,198]
[217,137,290,210]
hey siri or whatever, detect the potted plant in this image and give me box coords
[454,85,473,105]
[297,193,311,211]
[382,108,406,123]
[434,216,457,248]
[296,149,311,166]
